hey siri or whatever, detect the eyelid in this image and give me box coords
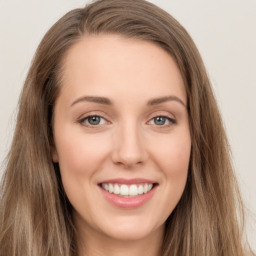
[146,111,177,127]
[77,112,111,127]
[76,110,176,127]
[147,111,176,121]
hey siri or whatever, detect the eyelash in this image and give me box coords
[78,115,108,127]
[148,116,176,127]
[78,114,176,128]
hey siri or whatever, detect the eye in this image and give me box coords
[148,116,176,126]
[79,115,107,126]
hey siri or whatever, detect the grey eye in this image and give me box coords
[84,116,106,126]
[148,116,176,126]
[88,116,101,125]
[153,116,168,125]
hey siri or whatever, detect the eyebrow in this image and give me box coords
[147,95,186,107]
[71,96,112,107]
[70,95,186,107]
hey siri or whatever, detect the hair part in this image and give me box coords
[0,0,254,255]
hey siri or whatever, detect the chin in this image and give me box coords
[97,216,164,242]
[104,227,157,241]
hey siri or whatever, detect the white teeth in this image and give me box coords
[138,185,144,195]
[101,183,154,196]
[103,183,108,191]
[114,184,120,195]
[129,185,137,196]
[109,184,114,193]
[143,184,148,193]
[120,184,129,196]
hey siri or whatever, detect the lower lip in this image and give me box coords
[100,186,156,209]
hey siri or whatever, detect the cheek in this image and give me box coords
[146,131,191,223]
[152,132,191,177]
[55,132,112,209]
[152,131,191,205]
[55,130,111,176]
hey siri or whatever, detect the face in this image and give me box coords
[52,34,191,243]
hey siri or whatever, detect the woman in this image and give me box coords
[0,0,254,255]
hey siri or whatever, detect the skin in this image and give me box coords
[52,34,191,256]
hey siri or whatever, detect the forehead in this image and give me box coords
[58,34,186,106]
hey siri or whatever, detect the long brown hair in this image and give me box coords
[0,0,254,255]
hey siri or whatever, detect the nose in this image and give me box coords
[111,122,148,168]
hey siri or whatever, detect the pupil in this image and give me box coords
[154,116,166,125]
[89,116,100,125]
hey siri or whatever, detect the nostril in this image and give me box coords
[113,155,145,169]
[111,133,148,167]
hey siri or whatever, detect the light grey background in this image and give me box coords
[0,0,255,250]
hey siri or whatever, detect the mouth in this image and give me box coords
[98,179,158,208]
[99,182,157,197]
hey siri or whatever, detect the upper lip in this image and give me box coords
[99,178,157,185]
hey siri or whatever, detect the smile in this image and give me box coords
[101,183,154,197]
[98,179,158,209]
